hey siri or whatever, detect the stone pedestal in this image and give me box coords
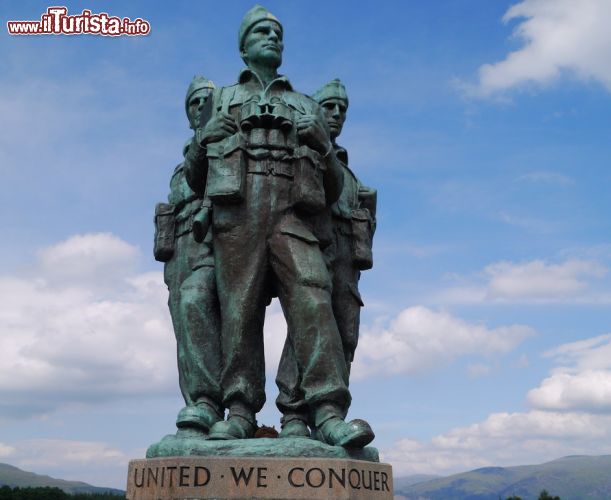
[126,456,393,499]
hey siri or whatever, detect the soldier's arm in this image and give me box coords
[321,147,344,204]
[295,106,344,204]
[183,95,214,195]
[315,105,343,203]
[185,88,238,195]
[184,134,208,195]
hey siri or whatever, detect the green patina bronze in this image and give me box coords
[147,434,379,462]
[154,75,224,434]
[149,5,378,459]
[275,79,377,437]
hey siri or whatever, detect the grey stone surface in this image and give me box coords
[127,456,393,499]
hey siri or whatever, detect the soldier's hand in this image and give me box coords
[296,114,331,155]
[199,111,237,145]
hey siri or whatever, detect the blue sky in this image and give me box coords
[2,0,611,489]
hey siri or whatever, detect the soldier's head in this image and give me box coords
[238,5,283,71]
[313,79,349,140]
[185,75,215,129]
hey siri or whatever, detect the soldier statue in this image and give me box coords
[183,5,374,448]
[154,76,223,436]
[275,79,377,438]
[314,79,377,373]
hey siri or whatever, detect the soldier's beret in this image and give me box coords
[238,5,282,51]
[313,79,349,107]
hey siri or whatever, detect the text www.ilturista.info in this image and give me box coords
[7,7,151,36]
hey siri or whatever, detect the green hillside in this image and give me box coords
[396,455,611,500]
[0,464,123,496]
[394,474,442,489]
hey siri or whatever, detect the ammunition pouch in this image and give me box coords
[358,186,377,233]
[351,208,374,270]
[206,134,246,204]
[292,146,326,214]
[153,203,175,262]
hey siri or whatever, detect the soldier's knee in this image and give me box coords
[178,287,200,314]
[271,224,331,290]
[293,284,333,317]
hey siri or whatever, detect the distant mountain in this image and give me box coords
[0,463,124,495]
[395,455,611,500]
[394,474,442,489]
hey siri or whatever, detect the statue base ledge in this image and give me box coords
[146,431,379,462]
[127,456,393,499]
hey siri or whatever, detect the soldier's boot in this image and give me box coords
[317,417,375,448]
[176,398,223,433]
[279,414,310,439]
[208,402,256,440]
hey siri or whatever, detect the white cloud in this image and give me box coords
[264,302,529,385]
[0,232,308,419]
[267,304,528,383]
[0,233,177,418]
[542,333,611,370]
[385,332,611,477]
[6,439,128,468]
[528,334,611,412]
[0,438,132,489]
[0,443,16,457]
[486,259,606,300]
[438,258,608,304]
[352,306,532,379]
[381,437,489,477]
[467,363,492,378]
[36,233,139,290]
[263,299,288,375]
[529,370,611,412]
[383,410,611,477]
[467,0,611,96]
[434,410,605,447]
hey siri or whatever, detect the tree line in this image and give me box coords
[0,486,124,500]
[506,490,561,500]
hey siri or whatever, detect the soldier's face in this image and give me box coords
[321,98,347,139]
[188,89,211,128]
[242,20,283,69]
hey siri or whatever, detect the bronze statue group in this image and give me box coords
[154,5,376,449]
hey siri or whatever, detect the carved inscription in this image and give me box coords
[127,458,393,499]
[133,465,211,488]
[132,464,389,492]
[287,466,389,491]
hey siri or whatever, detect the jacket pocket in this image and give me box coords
[351,208,374,270]
[206,134,246,204]
[292,146,325,214]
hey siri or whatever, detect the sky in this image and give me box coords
[2,0,611,490]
